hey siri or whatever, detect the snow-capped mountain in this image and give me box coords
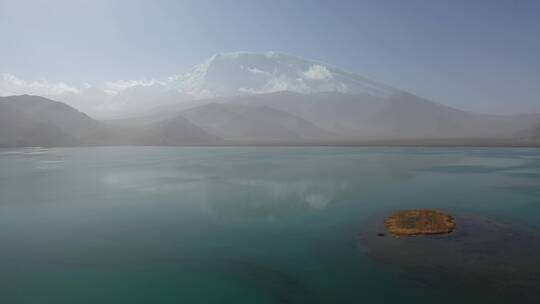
[1,52,402,118]
[168,52,400,98]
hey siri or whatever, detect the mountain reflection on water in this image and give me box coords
[0,147,539,303]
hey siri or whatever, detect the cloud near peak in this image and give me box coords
[0,73,169,98]
[0,52,398,117]
[303,65,333,80]
[104,79,166,95]
[0,73,81,96]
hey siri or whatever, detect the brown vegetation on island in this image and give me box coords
[385,210,455,236]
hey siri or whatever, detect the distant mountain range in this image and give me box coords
[37,52,404,118]
[1,92,540,147]
[0,95,103,147]
[0,95,220,147]
[519,123,540,140]
[1,52,540,147]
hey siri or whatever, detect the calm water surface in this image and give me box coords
[0,147,539,303]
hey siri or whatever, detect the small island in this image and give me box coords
[385,209,455,236]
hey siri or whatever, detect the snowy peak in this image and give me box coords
[1,51,402,118]
[170,52,400,98]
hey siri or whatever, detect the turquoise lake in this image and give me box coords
[0,147,539,303]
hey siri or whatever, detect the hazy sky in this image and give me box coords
[1,0,539,114]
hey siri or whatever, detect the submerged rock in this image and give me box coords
[385,209,455,236]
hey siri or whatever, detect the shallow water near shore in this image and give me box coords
[0,146,539,303]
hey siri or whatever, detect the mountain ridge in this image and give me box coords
[3,52,407,118]
[4,52,538,124]
[2,93,540,147]
[179,102,333,141]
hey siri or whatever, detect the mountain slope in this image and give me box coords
[518,123,540,140]
[1,93,539,147]
[26,51,402,117]
[0,95,104,147]
[52,83,196,119]
[213,91,531,139]
[169,52,400,98]
[115,90,538,140]
[179,103,332,141]
[133,115,221,145]
[2,51,539,146]
[8,51,538,131]
[0,95,220,147]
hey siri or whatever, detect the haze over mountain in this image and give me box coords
[2,52,400,118]
[0,95,219,147]
[180,102,332,141]
[168,52,399,98]
[2,52,540,147]
[519,123,540,140]
[129,91,539,140]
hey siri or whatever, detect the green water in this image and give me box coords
[0,147,539,303]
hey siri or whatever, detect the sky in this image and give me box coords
[1,0,539,114]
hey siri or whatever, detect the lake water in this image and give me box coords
[0,147,539,303]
